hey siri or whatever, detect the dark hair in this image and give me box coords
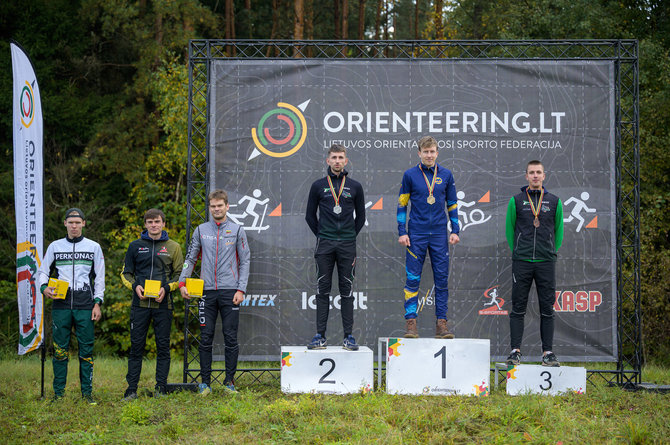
[526,160,544,172]
[143,208,165,223]
[418,135,438,151]
[208,189,229,204]
[328,144,346,156]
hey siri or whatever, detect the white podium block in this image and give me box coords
[505,365,586,395]
[383,338,490,396]
[280,346,373,394]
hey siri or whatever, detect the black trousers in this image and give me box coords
[199,289,239,385]
[314,238,356,338]
[509,260,556,352]
[126,306,173,392]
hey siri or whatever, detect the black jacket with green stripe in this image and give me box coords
[506,186,564,262]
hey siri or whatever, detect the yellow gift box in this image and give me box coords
[185,278,204,298]
[48,278,69,299]
[144,279,162,298]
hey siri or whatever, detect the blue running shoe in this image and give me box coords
[307,333,327,349]
[343,335,359,351]
[223,382,237,393]
[198,383,212,396]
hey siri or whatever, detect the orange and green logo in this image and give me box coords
[17,241,42,349]
[388,338,402,358]
[281,352,293,367]
[20,80,35,128]
[506,366,518,380]
[473,381,489,396]
[249,100,309,160]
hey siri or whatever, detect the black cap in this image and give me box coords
[64,208,85,220]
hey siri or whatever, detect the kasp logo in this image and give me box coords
[554,290,602,312]
[478,285,508,315]
[20,80,36,128]
[249,100,310,161]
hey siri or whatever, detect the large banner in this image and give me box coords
[209,59,616,362]
[12,42,44,355]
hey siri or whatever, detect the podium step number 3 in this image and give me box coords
[281,346,373,394]
[505,364,587,395]
[382,338,490,396]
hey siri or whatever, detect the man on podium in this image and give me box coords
[305,144,366,351]
[505,160,564,367]
[397,136,460,339]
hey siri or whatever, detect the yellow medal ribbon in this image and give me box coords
[327,175,346,212]
[420,164,438,205]
[525,188,544,228]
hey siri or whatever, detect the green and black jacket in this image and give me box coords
[121,230,183,309]
[506,186,564,262]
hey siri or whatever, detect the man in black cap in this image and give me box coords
[38,208,105,404]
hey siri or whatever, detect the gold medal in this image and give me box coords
[420,164,438,207]
[534,217,540,228]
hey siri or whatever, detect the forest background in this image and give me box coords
[0,0,667,365]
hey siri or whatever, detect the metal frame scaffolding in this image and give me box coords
[186,39,640,388]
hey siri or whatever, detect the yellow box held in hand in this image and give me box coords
[144,279,162,298]
[185,278,204,298]
[48,278,69,299]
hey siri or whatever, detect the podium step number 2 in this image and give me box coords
[281,346,373,394]
[505,364,587,395]
[382,338,490,396]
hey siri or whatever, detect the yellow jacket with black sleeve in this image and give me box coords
[121,230,184,310]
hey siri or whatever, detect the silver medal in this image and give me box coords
[333,205,342,214]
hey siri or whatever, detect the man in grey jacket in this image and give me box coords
[179,190,250,394]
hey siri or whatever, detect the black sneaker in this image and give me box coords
[506,350,522,366]
[122,388,138,402]
[82,393,97,405]
[542,352,560,367]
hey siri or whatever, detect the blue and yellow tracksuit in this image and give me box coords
[397,162,460,320]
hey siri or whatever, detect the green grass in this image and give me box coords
[1,356,669,444]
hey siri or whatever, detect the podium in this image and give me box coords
[500,364,587,395]
[280,346,374,394]
[379,338,490,396]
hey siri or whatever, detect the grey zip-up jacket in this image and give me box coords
[178,219,250,292]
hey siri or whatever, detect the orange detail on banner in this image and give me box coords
[371,197,383,210]
[586,215,598,228]
[269,203,282,216]
[478,191,490,203]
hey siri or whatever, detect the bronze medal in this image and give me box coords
[533,216,540,228]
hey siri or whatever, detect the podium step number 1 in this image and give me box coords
[505,364,587,395]
[382,338,490,396]
[281,346,373,394]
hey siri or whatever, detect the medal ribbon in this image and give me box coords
[420,165,438,199]
[525,188,544,220]
[327,175,346,207]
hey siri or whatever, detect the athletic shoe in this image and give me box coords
[50,394,64,403]
[343,335,360,351]
[154,385,167,398]
[198,383,212,396]
[307,333,327,349]
[542,352,560,367]
[82,394,97,405]
[435,319,455,339]
[404,319,419,338]
[122,389,138,402]
[506,350,522,366]
[223,382,237,393]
